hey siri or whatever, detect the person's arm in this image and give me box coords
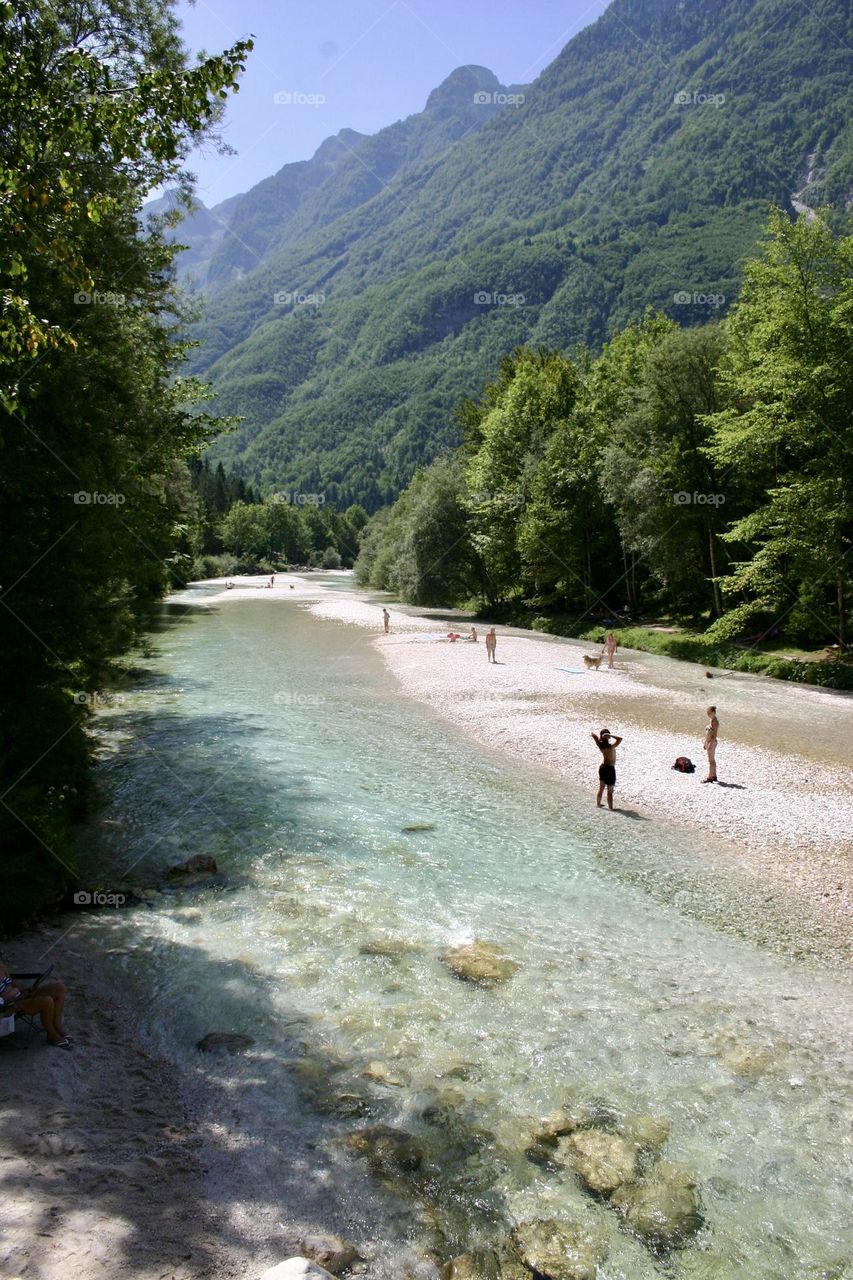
[612,735,623,746]
[591,733,601,747]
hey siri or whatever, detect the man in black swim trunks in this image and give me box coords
[591,727,622,810]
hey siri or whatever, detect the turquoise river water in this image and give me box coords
[78,588,852,1279]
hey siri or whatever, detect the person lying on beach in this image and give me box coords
[591,728,623,810]
[0,962,72,1049]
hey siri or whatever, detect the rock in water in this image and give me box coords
[441,940,518,987]
[511,1219,605,1280]
[564,1128,639,1195]
[299,1235,359,1275]
[402,822,435,832]
[611,1163,703,1254]
[442,1249,502,1280]
[196,1032,254,1054]
[362,1060,404,1086]
[359,937,420,957]
[165,854,218,884]
[345,1124,424,1174]
[623,1113,671,1156]
[260,1260,335,1280]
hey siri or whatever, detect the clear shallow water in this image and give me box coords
[80,593,852,1277]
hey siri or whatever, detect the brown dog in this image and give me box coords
[583,653,602,671]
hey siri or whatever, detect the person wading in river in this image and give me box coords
[592,727,622,810]
[702,706,719,782]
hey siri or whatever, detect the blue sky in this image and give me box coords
[178,0,611,205]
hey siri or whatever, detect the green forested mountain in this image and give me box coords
[185,0,851,508]
[149,65,515,295]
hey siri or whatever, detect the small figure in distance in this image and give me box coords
[468,626,478,642]
[485,627,497,663]
[606,631,618,669]
[592,727,623,810]
[269,574,275,588]
[702,705,719,782]
[382,608,390,634]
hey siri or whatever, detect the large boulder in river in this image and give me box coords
[196,1031,254,1054]
[564,1128,639,1196]
[345,1124,424,1175]
[441,940,518,987]
[299,1234,359,1275]
[165,854,218,885]
[511,1219,605,1280]
[611,1163,703,1254]
[442,1244,528,1280]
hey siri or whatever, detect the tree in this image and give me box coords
[705,211,853,646]
[599,324,730,617]
[0,0,252,925]
[466,349,580,601]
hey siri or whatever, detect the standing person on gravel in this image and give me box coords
[485,627,497,663]
[702,706,719,782]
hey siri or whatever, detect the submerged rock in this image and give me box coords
[362,1061,404,1087]
[299,1234,359,1275]
[623,1114,671,1156]
[402,822,436,832]
[611,1163,703,1254]
[165,854,219,885]
[564,1128,639,1196]
[312,1090,372,1118]
[345,1124,424,1175]
[511,1218,605,1280]
[359,937,419,958]
[196,1031,254,1054]
[442,1244,528,1280]
[720,1045,776,1078]
[442,1249,502,1280]
[441,941,518,987]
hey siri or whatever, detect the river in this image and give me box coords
[75,587,852,1278]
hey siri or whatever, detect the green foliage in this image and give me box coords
[358,212,852,686]
[703,211,853,646]
[0,0,251,927]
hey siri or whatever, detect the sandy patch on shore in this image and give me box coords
[0,925,259,1280]
[307,597,852,953]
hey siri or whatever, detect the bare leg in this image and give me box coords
[596,783,604,807]
[606,785,614,810]
[36,982,67,1035]
[15,994,64,1043]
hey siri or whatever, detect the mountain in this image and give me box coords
[180,0,852,509]
[149,65,515,295]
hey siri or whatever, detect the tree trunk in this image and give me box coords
[838,563,847,649]
[708,525,723,618]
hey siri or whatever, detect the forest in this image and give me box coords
[0,0,251,926]
[356,212,853,687]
